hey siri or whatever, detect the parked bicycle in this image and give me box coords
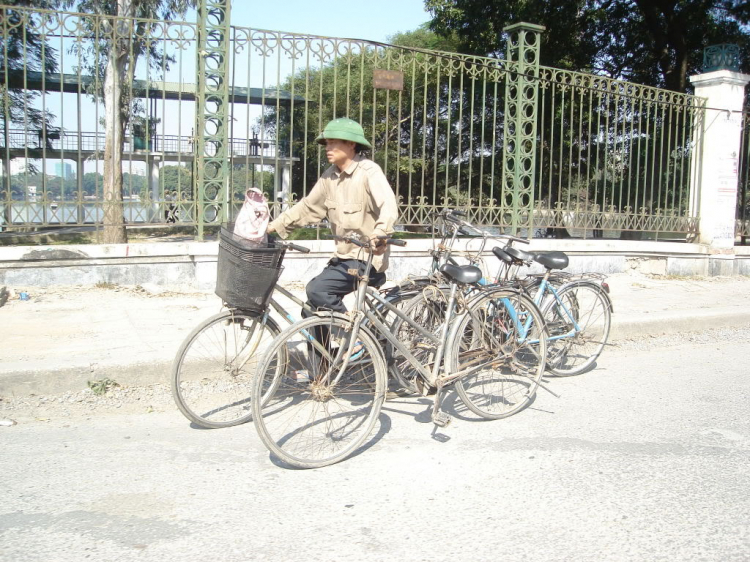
[429,210,613,377]
[490,244,613,376]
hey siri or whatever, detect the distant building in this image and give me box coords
[54,162,75,180]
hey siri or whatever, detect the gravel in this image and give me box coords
[610,325,750,351]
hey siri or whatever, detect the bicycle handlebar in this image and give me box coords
[331,235,407,249]
[281,241,311,254]
[441,208,530,246]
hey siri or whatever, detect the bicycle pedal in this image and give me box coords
[432,411,451,427]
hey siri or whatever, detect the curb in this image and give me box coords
[2,310,749,398]
[609,308,750,341]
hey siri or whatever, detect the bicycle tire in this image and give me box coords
[252,315,387,469]
[542,281,611,376]
[171,310,282,428]
[448,287,547,419]
[389,288,450,394]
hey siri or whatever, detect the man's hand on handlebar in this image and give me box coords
[369,236,387,256]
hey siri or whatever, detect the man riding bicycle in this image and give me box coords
[267,117,399,318]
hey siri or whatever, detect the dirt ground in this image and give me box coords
[2,273,750,425]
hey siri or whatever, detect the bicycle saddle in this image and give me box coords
[492,247,513,264]
[503,246,535,263]
[439,263,483,285]
[534,251,569,270]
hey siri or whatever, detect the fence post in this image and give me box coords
[195,0,232,239]
[502,22,544,237]
[690,63,750,273]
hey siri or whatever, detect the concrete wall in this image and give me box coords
[1,238,748,289]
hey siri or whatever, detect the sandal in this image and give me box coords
[349,341,365,361]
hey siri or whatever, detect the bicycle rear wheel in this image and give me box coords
[448,288,547,419]
[542,281,611,376]
[252,315,387,469]
[389,288,449,394]
[171,310,282,428]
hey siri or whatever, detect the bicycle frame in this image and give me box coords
[529,278,582,342]
[360,286,458,384]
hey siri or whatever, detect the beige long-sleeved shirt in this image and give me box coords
[269,155,399,272]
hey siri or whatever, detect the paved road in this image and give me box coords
[2,328,749,562]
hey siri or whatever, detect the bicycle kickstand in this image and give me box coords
[430,381,451,428]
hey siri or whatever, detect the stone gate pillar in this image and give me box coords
[690,61,750,274]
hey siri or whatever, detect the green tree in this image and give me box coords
[82,172,103,197]
[425,0,750,93]
[260,25,502,216]
[0,1,59,139]
[1,1,61,230]
[159,164,193,198]
[121,172,146,200]
[230,165,275,201]
[426,1,742,237]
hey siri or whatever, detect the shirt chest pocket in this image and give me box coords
[326,199,364,230]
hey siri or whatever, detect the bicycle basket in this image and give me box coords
[216,225,285,312]
[220,224,286,268]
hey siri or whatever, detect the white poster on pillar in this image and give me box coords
[714,154,738,242]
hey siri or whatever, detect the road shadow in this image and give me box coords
[267,411,393,470]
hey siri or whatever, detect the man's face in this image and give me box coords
[325,139,356,168]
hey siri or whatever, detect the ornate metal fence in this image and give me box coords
[234,27,513,229]
[1,4,704,241]
[229,24,704,239]
[1,6,203,231]
[533,66,703,239]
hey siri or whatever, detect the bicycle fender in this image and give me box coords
[557,280,614,313]
[312,311,352,322]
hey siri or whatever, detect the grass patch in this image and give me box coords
[391,230,434,239]
[87,378,120,395]
[47,234,94,245]
[284,227,332,241]
[95,281,117,290]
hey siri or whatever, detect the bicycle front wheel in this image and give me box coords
[252,315,387,469]
[171,310,282,428]
[447,288,547,420]
[542,281,611,376]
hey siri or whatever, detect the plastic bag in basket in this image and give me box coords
[234,188,269,243]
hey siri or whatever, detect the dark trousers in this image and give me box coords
[303,258,386,317]
[303,258,385,373]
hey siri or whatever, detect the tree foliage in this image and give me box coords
[0,0,60,178]
[260,25,503,214]
[0,0,59,122]
[425,0,750,92]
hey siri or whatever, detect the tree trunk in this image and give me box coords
[100,0,135,244]
[102,49,127,244]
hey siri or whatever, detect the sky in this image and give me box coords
[228,0,433,43]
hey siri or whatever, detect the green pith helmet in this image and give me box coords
[315,117,372,148]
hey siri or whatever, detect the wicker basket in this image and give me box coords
[219,224,285,268]
[215,225,285,312]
